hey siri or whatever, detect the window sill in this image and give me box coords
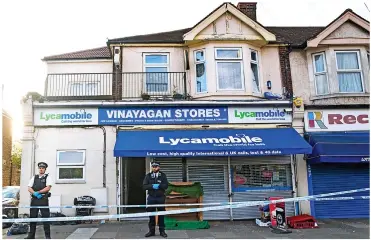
[56,179,86,184]
[310,92,370,101]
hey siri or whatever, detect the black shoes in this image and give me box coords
[160,232,168,238]
[145,231,167,238]
[24,236,35,239]
[145,231,155,238]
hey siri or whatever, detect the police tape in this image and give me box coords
[2,188,369,223]
[5,194,371,209]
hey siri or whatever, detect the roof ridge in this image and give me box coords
[44,46,108,58]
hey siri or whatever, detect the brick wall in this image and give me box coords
[278,46,293,96]
[2,113,20,186]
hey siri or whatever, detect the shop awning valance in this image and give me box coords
[114,128,312,157]
[305,132,370,164]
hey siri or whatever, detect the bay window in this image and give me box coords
[215,48,244,90]
[57,150,86,183]
[312,52,329,95]
[335,51,363,93]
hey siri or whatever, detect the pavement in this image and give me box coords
[2,219,370,239]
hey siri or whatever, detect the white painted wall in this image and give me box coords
[19,126,117,217]
[46,60,113,97]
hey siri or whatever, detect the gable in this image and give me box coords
[184,3,275,43]
[195,12,265,41]
[307,10,370,47]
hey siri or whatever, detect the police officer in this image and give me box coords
[25,162,52,239]
[143,162,169,238]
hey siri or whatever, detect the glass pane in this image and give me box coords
[336,52,359,69]
[145,55,168,64]
[315,74,329,95]
[338,72,363,92]
[145,67,168,92]
[195,51,205,62]
[251,63,260,92]
[217,62,242,90]
[251,51,257,61]
[58,151,84,164]
[216,49,240,59]
[59,168,83,179]
[314,54,325,73]
[232,164,292,188]
[196,63,207,93]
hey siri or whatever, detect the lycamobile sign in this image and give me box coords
[228,107,291,123]
[159,134,264,146]
[34,108,98,126]
[40,112,93,121]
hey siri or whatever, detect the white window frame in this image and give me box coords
[56,150,86,182]
[335,50,364,93]
[250,49,261,93]
[194,49,207,94]
[214,47,244,91]
[143,53,170,94]
[312,52,330,95]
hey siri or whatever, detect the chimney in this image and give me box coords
[237,2,257,21]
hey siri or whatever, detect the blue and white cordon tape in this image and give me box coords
[2,188,369,223]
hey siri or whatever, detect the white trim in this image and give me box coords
[56,166,86,182]
[194,49,208,94]
[143,53,170,94]
[335,50,364,93]
[250,49,261,93]
[57,150,86,166]
[312,52,330,96]
[214,48,242,60]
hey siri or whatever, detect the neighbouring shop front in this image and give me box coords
[304,109,370,219]
[107,104,313,220]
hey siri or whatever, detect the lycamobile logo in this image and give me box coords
[234,109,285,119]
[40,111,92,121]
[159,134,262,146]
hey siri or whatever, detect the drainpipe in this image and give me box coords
[99,126,107,188]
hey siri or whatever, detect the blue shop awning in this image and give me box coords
[305,132,370,164]
[114,128,312,157]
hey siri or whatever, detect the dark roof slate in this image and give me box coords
[42,46,111,61]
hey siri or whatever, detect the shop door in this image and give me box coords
[125,157,146,213]
[230,156,295,220]
[309,163,370,218]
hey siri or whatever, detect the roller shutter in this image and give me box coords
[154,158,183,182]
[187,158,230,220]
[309,163,370,219]
[231,156,295,220]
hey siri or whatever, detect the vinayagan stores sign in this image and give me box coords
[34,106,292,126]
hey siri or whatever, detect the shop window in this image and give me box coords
[312,52,329,95]
[215,48,244,91]
[232,164,292,192]
[56,150,86,183]
[143,53,169,94]
[250,49,260,93]
[335,51,363,93]
[194,50,207,93]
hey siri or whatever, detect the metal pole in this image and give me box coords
[290,155,298,216]
[227,156,233,221]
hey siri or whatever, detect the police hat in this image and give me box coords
[151,162,160,167]
[38,162,48,168]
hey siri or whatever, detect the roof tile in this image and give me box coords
[42,46,111,61]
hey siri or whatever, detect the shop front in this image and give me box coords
[113,126,312,220]
[304,109,370,219]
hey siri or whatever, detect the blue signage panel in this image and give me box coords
[98,106,228,125]
[114,128,312,157]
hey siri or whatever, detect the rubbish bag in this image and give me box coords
[7,223,29,235]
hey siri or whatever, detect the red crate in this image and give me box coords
[286,214,319,229]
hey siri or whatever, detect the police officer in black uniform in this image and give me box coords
[25,162,52,239]
[143,162,169,238]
